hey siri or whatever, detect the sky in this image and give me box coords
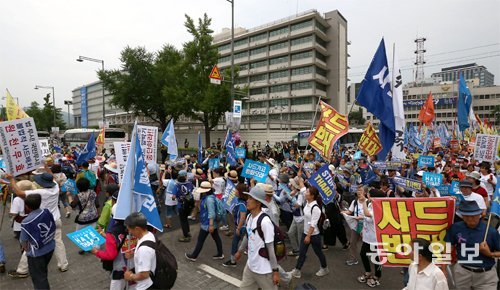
[1,0,499,109]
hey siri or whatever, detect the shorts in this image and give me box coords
[193,191,201,201]
[165,205,178,218]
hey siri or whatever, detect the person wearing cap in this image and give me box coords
[265,158,279,191]
[6,173,69,275]
[235,186,280,289]
[208,168,230,232]
[449,163,466,182]
[97,184,120,231]
[445,200,500,289]
[284,174,305,257]
[466,171,489,208]
[175,169,194,242]
[185,181,224,262]
[459,180,487,218]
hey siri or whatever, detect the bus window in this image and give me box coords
[105,131,126,139]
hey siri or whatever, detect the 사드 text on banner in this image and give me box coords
[372,197,455,266]
[358,122,382,156]
[307,164,337,204]
[66,226,105,252]
[5,90,29,121]
[38,139,50,157]
[308,101,349,158]
[473,134,500,163]
[241,159,270,183]
[222,179,239,212]
[113,142,131,183]
[137,125,158,164]
[0,118,42,176]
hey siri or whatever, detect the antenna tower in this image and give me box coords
[414,37,427,83]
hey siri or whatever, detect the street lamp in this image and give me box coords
[64,100,73,127]
[77,55,106,126]
[34,85,56,127]
[226,0,235,116]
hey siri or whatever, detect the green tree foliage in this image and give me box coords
[25,94,66,132]
[348,107,366,126]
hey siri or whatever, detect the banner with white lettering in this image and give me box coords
[474,134,500,163]
[113,142,131,183]
[39,139,50,157]
[308,164,337,204]
[137,125,158,164]
[241,159,270,183]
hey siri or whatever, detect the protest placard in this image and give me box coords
[208,158,220,169]
[372,161,403,170]
[113,142,131,182]
[358,166,377,185]
[434,185,450,197]
[66,226,106,252]
[474,134,500,163]
[372,197,455,266]
[137,125,158,164]
[417,156,435,167]
[422,172,443,187]
[235,148,246,159]
[39,139,50,157]
[222,179,239,212]
[449,181,465,201]
[358,122,382,156]
[241,159,270,183]
[393,176,423,193]
[308,164,336,204]
[0,118,42,176]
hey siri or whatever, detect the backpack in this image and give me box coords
[252,213,286,262]
[139,240,178,290]
[84,170,97,188]
[101,231,126,272]
[207,195,226,223]
[179,184,194,213]
[311,204,326,232]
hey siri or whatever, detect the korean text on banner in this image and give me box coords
[393,176,423,193]
[308,164,336,204]
[422,172,443,187]
[222,179,239,212]
[473,134,500,163]
[418,156,435,167]
[113,142,131,183]
[39,139,50,157]
[372,197,455,266]
[358,122,382,156]
[235,148,246,159]
[308,101,349,158]
[137,125,158,164]
[66,226,106,252]
[241,159,270,183]
[208,158,220,169]
[0,118,42,176]
[372,161,403,170]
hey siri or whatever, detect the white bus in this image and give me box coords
[297,128,365,150]
[62,128,127,151]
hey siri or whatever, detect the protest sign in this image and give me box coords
[222,179,239,212]
[241,159,270,183]
[422,172,443,187]
[449,181,465,201]
[449,140,459,152]
[393,176,423,193]
[358,122,382,156]
[235,148,246,159]
[491,175,500,217]
[358,166,377,185]
[208,158,221,169]
[66,226,106,252]
[434,185,450,197]
[372,161,403,170]
[417,156,435,167]
[0,118,42,176]
[372,197,455,266]
[353,151,362,160]
[113,142,131,183]
[474,134,500,163]
[39,139,50,157]
[308,164,336,204]
[137,125,158,164]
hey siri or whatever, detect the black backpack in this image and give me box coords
[252,213,287,262]
[139,240,178,290]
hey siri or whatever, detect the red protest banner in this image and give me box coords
[372,197,455,266]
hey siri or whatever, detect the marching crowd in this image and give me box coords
[0,139,500,290]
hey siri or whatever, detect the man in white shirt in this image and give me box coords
[460,180,487,217]
[403,238,448,290]
[124,212,156,290]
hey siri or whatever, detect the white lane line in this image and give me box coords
[198,264,242,287]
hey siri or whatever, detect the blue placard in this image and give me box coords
[353,151,362,160]
[222,179,239,212]
[372,161,403,170]
[0,157,5,169]
[66,226,105,251]
[241,159,270,183]
[491,175,500,216]
[418,156,435,167]
[308,164,337,204]
[449,181,465,201]
[235,148,246,159]
[422,172,443,187]
[358,166,377,185]
[393,176,423,193]
[434,185,450,197]
[208,158,220,169]
[80,87,88,128]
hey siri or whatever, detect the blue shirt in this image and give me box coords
[61,179,78,195]
[200,195,217,230]
[20,209,56,257]
[445,220,500,268]
[232,198,247,228]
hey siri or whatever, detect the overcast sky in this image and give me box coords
[1,0,499,109]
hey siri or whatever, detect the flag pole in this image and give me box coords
[483,213,492,243]
[303,97,322,154]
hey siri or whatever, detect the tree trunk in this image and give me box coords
[203,119,210,148]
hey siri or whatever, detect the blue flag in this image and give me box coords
[226,139,238,166]
[197,131,203,164]
[491,176,500,217]
[53,144,62,153]
[161,119,178,160]
[222,179,239,212]
[356,39,395,160]
[457,74,472,132]
[308,164,337,204]
[76,132,96,165]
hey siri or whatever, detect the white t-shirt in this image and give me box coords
[212,177,225,195]
[362,203,377,244]
[348,199,364,217]
[292,188,305,223]
[10,196,25,232]
[480,173,497,196]
[88,162,99,176]
[403,261,448,290]
[463,192,487,210]
[303,200,321,235]
[265,168,278,190]
[246,212,274,274]
[135,232,157,290]
[25,184,61,220]
[162,179,178,206]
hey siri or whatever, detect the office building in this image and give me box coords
[431,63,494,87]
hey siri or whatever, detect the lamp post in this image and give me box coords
[77,55,106,126]
[64,100,73,127]
[34,85,56,127]
[226,0,235,115]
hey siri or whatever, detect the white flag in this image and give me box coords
[391,48,406,160]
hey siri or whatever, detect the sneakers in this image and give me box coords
[188,215,196,221]
[222,260,237,267]
[316,267,329,277]
[185,253,197,262]
[178,236,191,242]
[59,266,69,272]
[367,277,380,288]
[212,254,225,260]
[290,269,301,279]
[65,212,71,218]
[357,273,371,283]
[345,259,359,266]
[321,245,329,251]
[342,241,351,250]
[287,250,299,257]
[8,270,29,278]
[219,225,229,231]
[0,263,5,273]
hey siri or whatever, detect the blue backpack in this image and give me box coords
[207,195,226,223]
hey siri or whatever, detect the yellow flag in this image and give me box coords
[96,128,105,145]
[5,89,29,121]
[358,122,382,156]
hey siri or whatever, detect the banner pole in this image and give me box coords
[303,97,322,154]
[483,213,492,243]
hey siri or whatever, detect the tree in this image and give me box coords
[491,105,500,126]
[348,107,366,126]
[182,14,234,145]
[25,95,66,132]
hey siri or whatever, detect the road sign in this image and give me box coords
[209,64,222,84]
[233,100,242,118]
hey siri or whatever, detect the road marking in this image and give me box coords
[198,264,242,287]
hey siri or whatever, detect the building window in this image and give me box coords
[250,60,267,69]
[219,55,230,63]
[291,66,313,76]
[218,43,230,52]
[249,115,267,121]
[238,64,248,71]
[234,38,248,47]
[270,99,289,107]
[291,35,313,46]
[269,41,288,51]
[250,46,267,55]
[270,84,289,93]
[316,67,327,77]
[250,87,268,95]
[315,36,328,48]
[269,26,289,37]
[291,96,312,105]
[291,112,313,120]
[291,19,312,31]
[315,20,327,33]
[316,82,327,91]
[269,70,289,79]
[291,81,313,90]
[291,50,312,61]
[235,77,248,85]
[234,51,248,59]
[250,74,267,82]
[249,101,267,108]
[250,32,267,42]
[316,52,327,62]
[269,55,288,65]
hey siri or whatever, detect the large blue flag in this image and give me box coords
[457,74,472,132]
[76,132,96,165]
[197,131,203,164]
[161,119,178,160]
[491,176,500,217]
[356,39,395,160]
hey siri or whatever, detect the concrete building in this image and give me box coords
[213,9,349,131]
[431,63,495,87]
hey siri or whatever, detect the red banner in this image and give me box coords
[372,197,455,266]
